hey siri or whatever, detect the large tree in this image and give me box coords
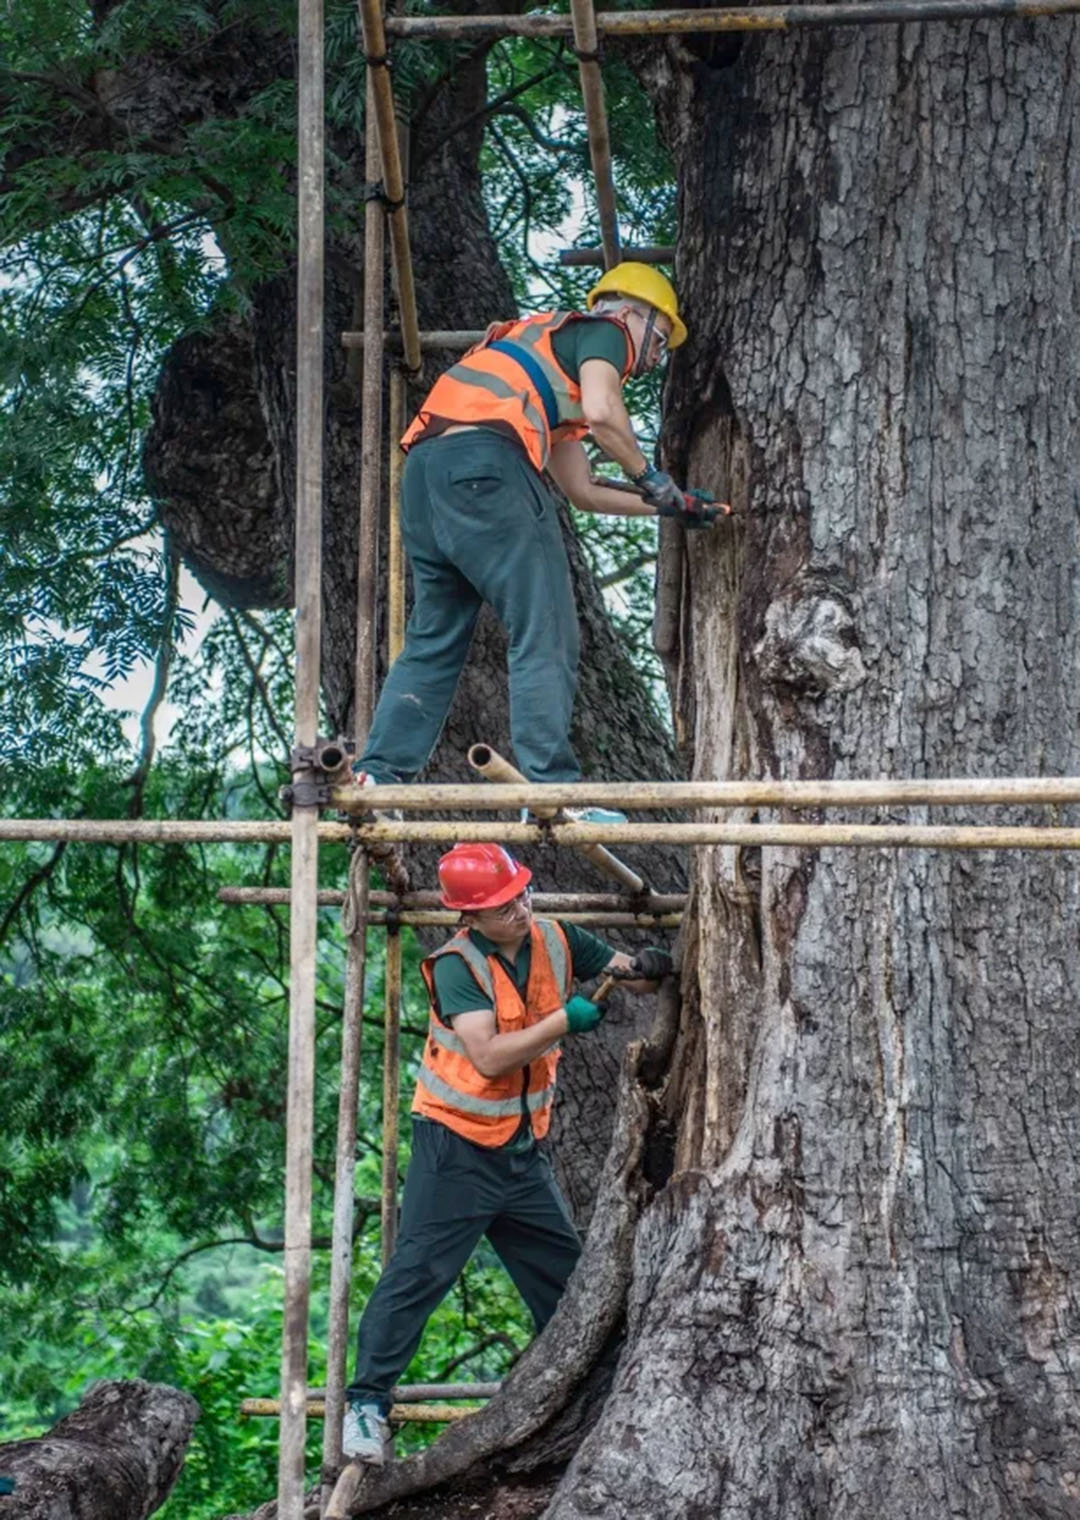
[299,11,1080,1520]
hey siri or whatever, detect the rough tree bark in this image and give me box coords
[264,13,1080,1520]
[0,1379,199,1520]
[544,15,1080,1517]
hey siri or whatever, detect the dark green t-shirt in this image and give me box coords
[430,920,613,1021]
[550,314,631,384]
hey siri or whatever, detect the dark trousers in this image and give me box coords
[360,430,583,784]
[347,1118,582,1407]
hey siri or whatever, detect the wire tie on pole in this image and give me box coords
[364,52,391,67]
[573,42,604,63]
[363,180,407,214]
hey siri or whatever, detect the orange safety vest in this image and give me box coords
[400,311,633,473]
[413,918,573,1147]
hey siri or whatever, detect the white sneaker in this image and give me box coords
[520,805,628,826]
[350,768,403,821]
[341,1399,392,1465]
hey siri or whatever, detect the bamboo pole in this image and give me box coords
[381,926,402,1264]
[218,888,689,911]
[385,0,1080,39]
[221,901,682,926]
[329,775,1080,811]
[11,818,1080,849]
[335,821,1080,850]
[353,78,385,738]
[245,1399,477,1423]
[388,368,406,664]
[320,858,369,1500]
[356,0,421,371]
[342,329,484,351]
[245,1381,499,1410]
[569,0,620,268]
[279,0,324,1508]
[467,744,647,893]
[560,245,674,266]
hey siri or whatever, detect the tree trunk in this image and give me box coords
[0,1379,199,1520]
[543,17,1080,1517]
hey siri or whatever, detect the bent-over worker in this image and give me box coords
[341,842,673,1464]
[354,262,711,825]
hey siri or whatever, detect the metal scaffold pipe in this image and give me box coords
[385,0,1080,40]
[388,368,407,663]
[353,76,385,738]
[569,0,621,268]
[560,245,674,266]
[280,0,324,1509]
[330,775,1080,811]
[356,0,421,371]
[218,888,690,911]
[381,926,403,1263]
[320,856,369,1494]
[468,744,647,893]
[342,329,485,351]
[10,816,1080,849]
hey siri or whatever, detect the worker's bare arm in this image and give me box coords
[452,1006,570,1079]
[602,948,661,994]
[577,359,651,478]
[547,438,655,517]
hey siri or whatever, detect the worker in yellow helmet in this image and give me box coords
[354,261,715,822]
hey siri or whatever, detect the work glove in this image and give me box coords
[565,994,607,1034]
[629,947,674,981]
[632,468,723,529]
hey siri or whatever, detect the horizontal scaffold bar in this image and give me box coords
[560,245,674,266]
[331,776,1080,810]
[240,1398,474,1423]
[217,888,688,910]
[341,329,485,351]
[220,901,682,927]
[8,817,1080,849]
[384,0,1080,39]
[268,1382,500,1402]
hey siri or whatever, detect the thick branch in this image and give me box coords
[0,1379,199,1520]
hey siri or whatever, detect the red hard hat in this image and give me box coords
[437,843,532,911]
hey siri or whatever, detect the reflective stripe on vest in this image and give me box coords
[535,917,571,1000]
[416,1064,557,1118]
[486,341,560,432]
[399,311,633,472]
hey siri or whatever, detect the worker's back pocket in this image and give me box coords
[447,468,504,503]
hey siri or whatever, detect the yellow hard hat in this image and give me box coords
[585,261,687,348]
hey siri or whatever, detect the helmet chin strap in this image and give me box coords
[634,306,659,377]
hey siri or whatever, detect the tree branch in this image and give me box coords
[598,551,657,589]
[0,841,67,949]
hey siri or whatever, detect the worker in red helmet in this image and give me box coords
[341,843,674,1465]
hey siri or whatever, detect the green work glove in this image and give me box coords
[630,947,674,981]
[565,995,607,1034]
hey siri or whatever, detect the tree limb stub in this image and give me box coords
[0,1379,199,1520]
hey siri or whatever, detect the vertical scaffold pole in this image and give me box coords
[320,855,369,1501]
[354,77,386,737]
[380,368,407,1266]
[381,924,403,1263]
[569,0,621,269]
[388,368,406,664]
[279,0,323,1510]
[320,77,385,1499]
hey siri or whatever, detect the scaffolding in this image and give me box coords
[5,0,1080,1516]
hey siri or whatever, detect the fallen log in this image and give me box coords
[0,1378,199,1520]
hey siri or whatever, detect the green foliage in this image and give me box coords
[1,5,674,1509]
